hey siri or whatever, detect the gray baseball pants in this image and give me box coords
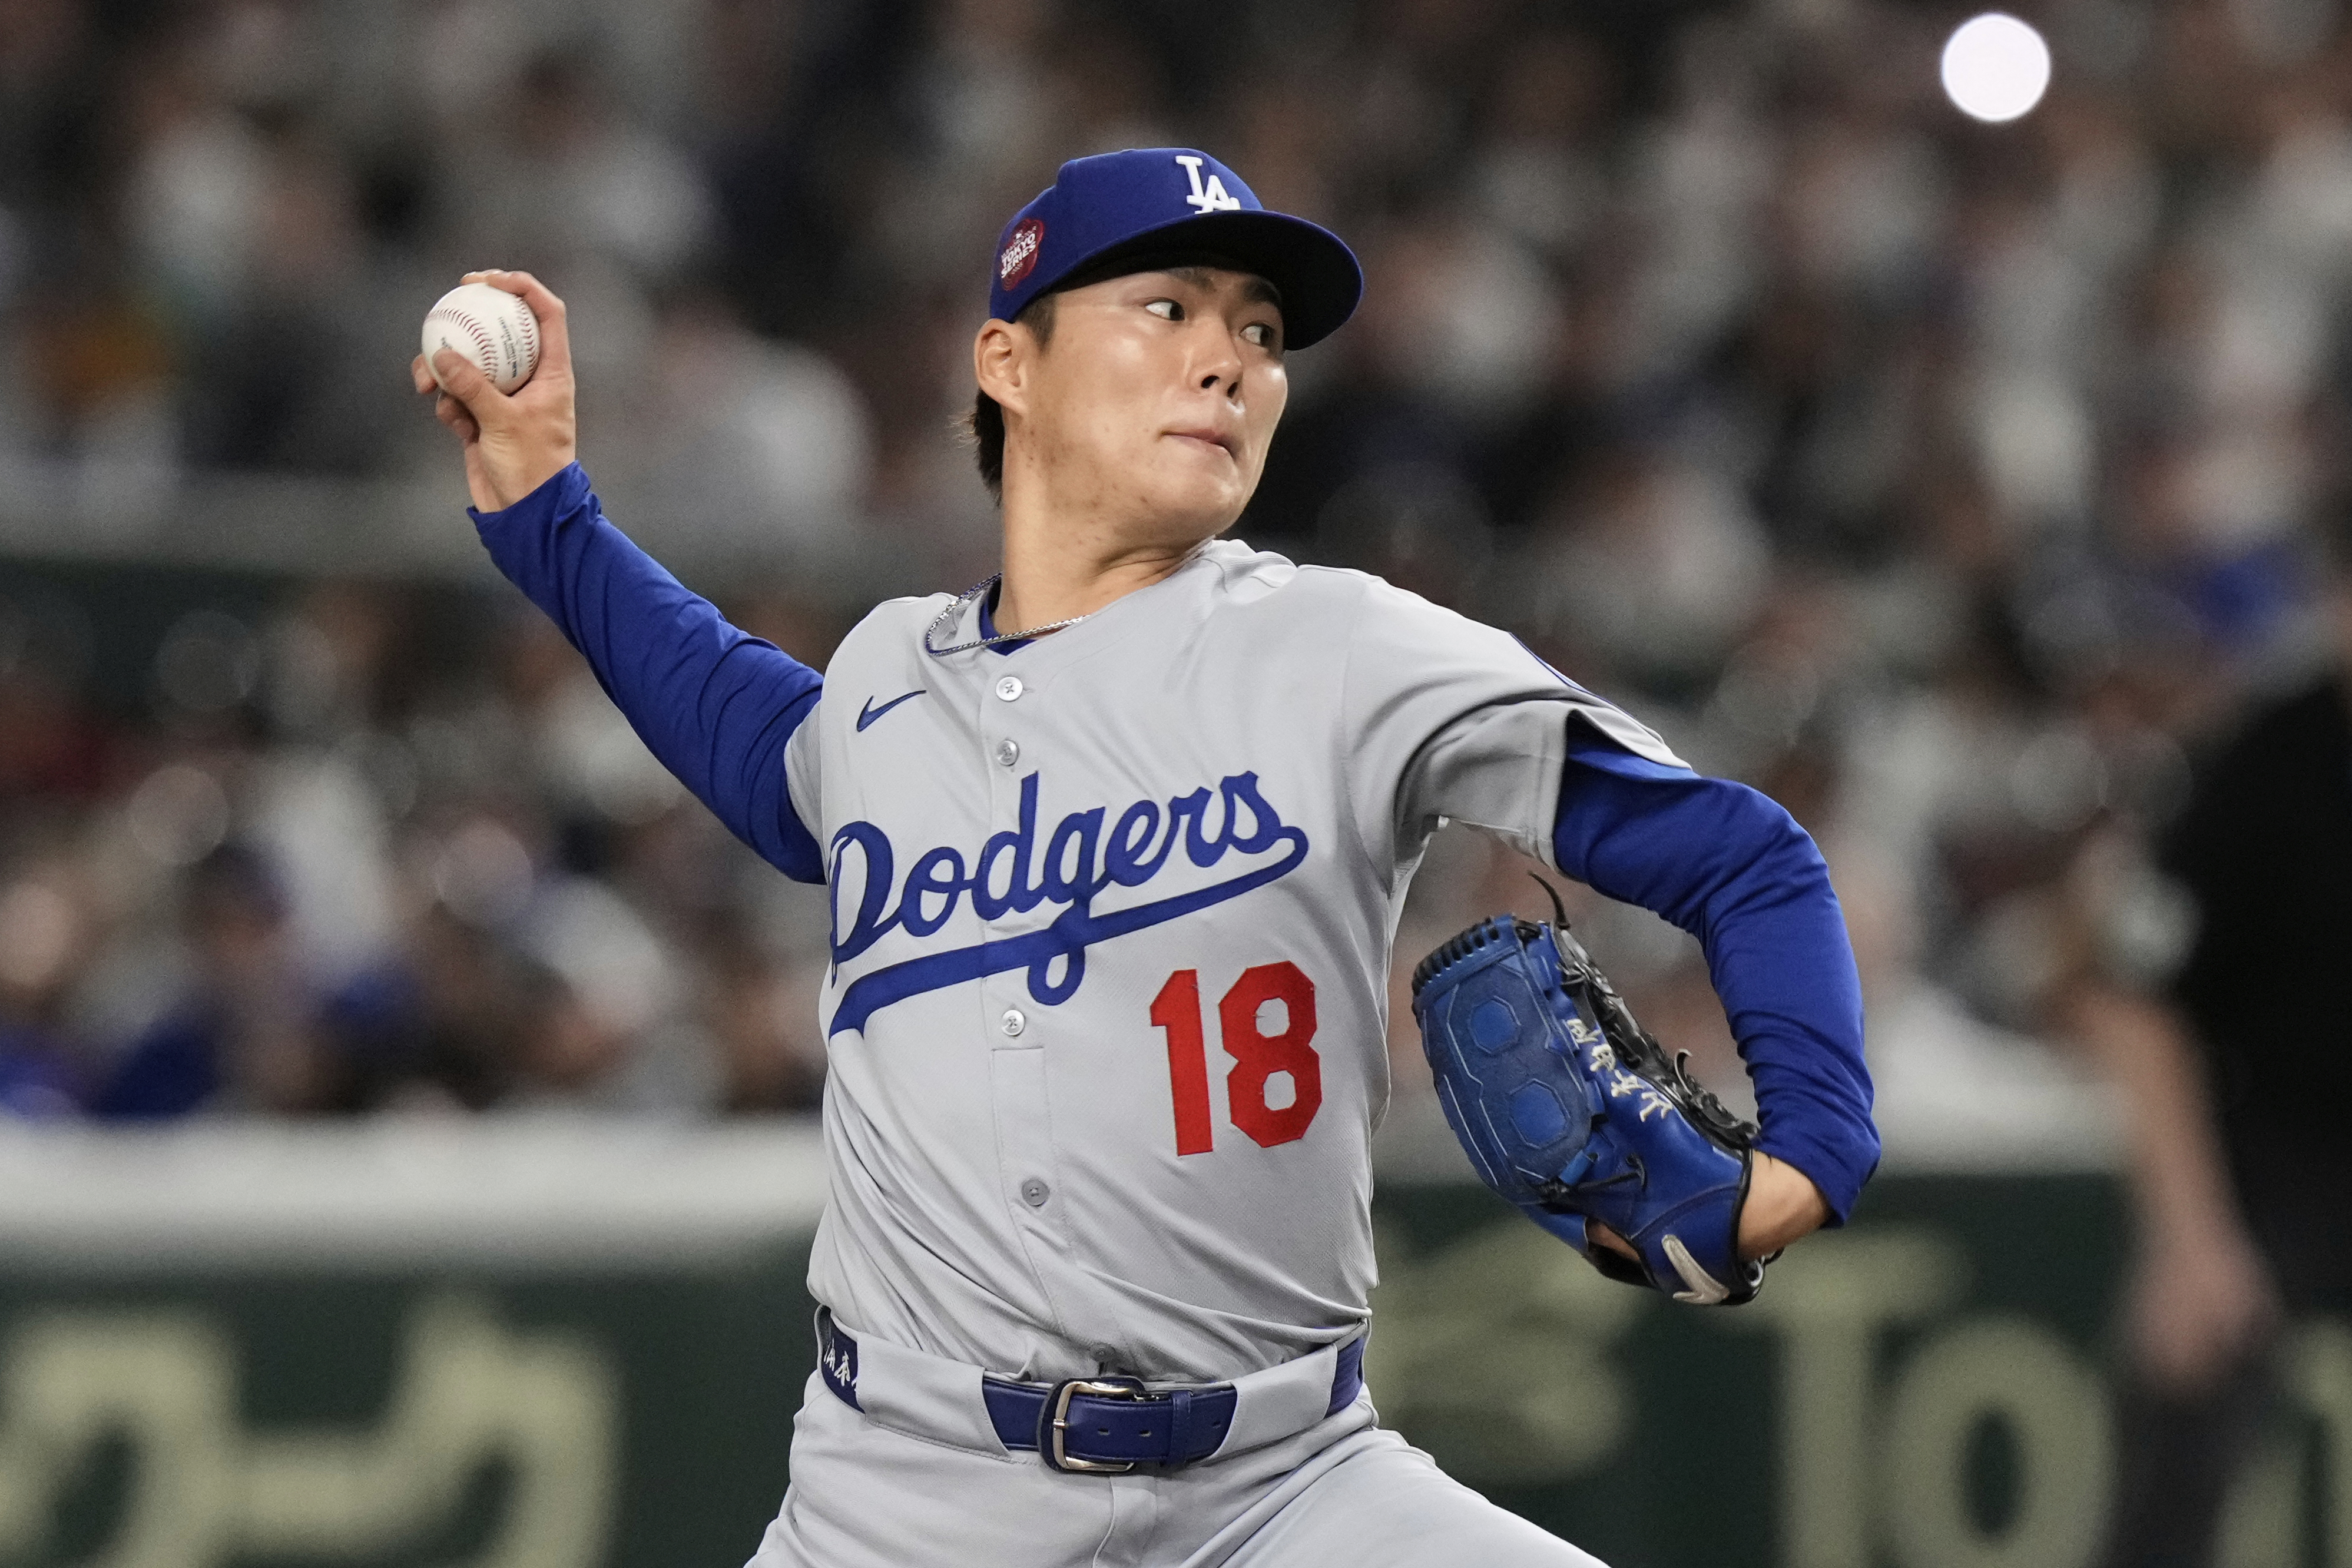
[743,1355,1605,1567]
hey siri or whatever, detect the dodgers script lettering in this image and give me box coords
[824,771,1309,1035]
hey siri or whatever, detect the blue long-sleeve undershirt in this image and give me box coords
[471,463,826,883]
[475,463,1877,1218]
[1553,734,1877,1221]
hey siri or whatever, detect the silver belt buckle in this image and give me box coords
[1045,1377,1145,1474]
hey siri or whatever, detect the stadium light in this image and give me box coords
[1940,13,2052,124]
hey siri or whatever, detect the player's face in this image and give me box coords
[1015,266,1289,542]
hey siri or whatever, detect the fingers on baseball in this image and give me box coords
[428,346,504,407]
[434,392,480,442]
[471,269,572,377]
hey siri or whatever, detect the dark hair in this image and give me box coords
[966,292,1059,502]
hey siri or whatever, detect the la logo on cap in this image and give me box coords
[1176,155,1242,214]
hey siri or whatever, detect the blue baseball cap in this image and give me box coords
[988,148,1363,350]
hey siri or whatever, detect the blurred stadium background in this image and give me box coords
[0,0,2346,1563]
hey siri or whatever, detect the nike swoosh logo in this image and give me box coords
[857,690,926,732]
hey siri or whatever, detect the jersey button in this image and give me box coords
[1020,1178,1050,1208]
[995,675,1024,702]
[1000,1008,1026,1037]
[994,738,1021,768]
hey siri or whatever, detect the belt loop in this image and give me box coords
[1328,1330,1367,1417]
[1165,1387,1194,1464]
[816,1307,862,1411]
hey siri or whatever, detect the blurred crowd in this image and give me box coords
[0,0,2348,1142]
[0,574,847,1118]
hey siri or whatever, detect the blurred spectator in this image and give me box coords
[606,289,876,555]
[700,916,827,1115]
[2068,980,2276,1568]
[440,47,715,288]
[326,899,520,1113]
[1840,838,2119,1163]
[2073,517,2352,1567]
[0,860,93,1118]
[2162,548,2352,1318]
[92,843,336,1117]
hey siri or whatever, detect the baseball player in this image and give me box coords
[413,149,1877,1566]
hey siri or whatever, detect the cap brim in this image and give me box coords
[1054,210,1363,350]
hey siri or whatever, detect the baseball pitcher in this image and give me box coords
[413,148,1878,1566]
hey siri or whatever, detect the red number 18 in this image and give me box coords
[1150,962,1322,1155]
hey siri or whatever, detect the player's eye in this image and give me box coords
[1242,321,1280,351]
[1146,299,1184,321]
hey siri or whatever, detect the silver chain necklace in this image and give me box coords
[922,574,1093,657]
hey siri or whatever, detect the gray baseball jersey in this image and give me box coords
[781,537,1681,1385]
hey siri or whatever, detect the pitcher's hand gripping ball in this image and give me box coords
[1412,898,1771,1305]
[422,281,541,395]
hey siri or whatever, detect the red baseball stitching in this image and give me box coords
[429,293,539,386]
[428,308,501,379]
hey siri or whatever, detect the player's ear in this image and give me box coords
[973,319,1031,419]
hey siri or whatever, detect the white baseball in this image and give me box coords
[422,281,542,395]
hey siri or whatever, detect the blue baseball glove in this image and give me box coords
[1410,900,1770,1305]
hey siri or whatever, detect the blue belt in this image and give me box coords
[817,1309,1364,1474]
